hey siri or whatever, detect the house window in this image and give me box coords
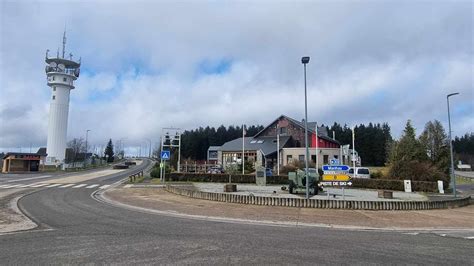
[63,77,67,82]
[311,155,316,163]
[279,127,287,135]
[287,155,292,164]
[53,87,56,91]
[52,95,55,100]
[323,155,329,164]
[299,155,304,162]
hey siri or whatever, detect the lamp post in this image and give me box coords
[145,138,152,158]
[85,130,91,153]
[447,92,459,198]
[85,129,91,165]
[301,56,310,199]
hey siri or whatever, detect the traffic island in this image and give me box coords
[164,184,470,211]
[101,187,474,230]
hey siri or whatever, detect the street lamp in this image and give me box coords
[145,138,152,158]
[85,129,91,163]
[447,92,459,198]
[301,56,310,199]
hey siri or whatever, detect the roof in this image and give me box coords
[37,147,47,156]
[219,136,291,156]
[207,146,221,151]
[3,152,46,160]
[254,114,339,144]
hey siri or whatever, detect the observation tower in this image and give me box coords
[44,31,81,164]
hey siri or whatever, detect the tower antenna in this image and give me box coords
[62,28,66,58]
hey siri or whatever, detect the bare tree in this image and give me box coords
[66,138,86,167]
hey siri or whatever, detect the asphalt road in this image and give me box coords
[0,160,472,264]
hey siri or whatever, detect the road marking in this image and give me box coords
[46,184,62,188]
[465,236,474,240]
[59,184,75,188]
[86,184,100,188]
[6,175,51,182]
[124,184,133,188]
[30,183,48,188]
[73,184,87,188]
[2,184,23,188]
[99,185,111,189]
[0,184,11,188]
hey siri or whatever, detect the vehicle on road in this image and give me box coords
[348,167,370,178]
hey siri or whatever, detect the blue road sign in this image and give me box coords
[161,150,170,160]
[322,165,350,171]
[330,159,340,165]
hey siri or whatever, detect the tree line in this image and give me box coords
[180,125,264,161]
[454,133,474,166]
[324,122,392,166]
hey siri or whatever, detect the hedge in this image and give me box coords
[158,173,440,192]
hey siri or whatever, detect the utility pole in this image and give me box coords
[301,56,310,199]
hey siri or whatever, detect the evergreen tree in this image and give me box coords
[419,120,449,173]
[104,139,115,162]
[388,120,446,183]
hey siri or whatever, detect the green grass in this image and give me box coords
[456,175,474,185]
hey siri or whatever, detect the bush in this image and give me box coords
[150,168,160,178]
[370,171,384,179]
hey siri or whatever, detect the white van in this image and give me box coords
[348,167,370,179]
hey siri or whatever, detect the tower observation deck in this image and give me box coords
[44,31,81,164]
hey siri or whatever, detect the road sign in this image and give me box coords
[322,174,351,182]
[319,181,353,187]
[159,162,164,168]
[330,159,340,165]
[322,165,350,172]
[161,150,170,160]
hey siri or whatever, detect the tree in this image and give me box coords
[104,139,115,162]
[419,120,449,174]
[66,138,86,166]
[388,120,447,184]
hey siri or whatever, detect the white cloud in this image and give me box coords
[0,0,472,152]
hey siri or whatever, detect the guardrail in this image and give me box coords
[165,185,470,211]
[129,170,144,182]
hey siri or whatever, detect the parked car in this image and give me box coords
[348,167,370,179]
[265,168,273,177]
[207,166,224,174]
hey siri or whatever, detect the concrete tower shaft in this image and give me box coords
[44,32,81,164]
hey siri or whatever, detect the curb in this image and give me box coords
[94,188,474,233]
[165,185,471,211]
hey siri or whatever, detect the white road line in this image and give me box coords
[72,184,87,188]
[0,184,11,188]
[465,236,474,240]
[124,184,133,188]
[45,184,62,188]
[59,184,75,188]
[86,184,100,188]
[6,175,51,182]
[30,183,48,188]
[2,184,23,188]
[99,185,111,189]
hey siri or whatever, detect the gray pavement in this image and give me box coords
[0,160,472,264]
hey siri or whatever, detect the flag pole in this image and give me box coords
[315,123,319,171]
[242,125,245,175]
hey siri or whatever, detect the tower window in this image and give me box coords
[52,76,55,81]
[63,77,67,82]
[53,87,56,91]
[52,95,55,100]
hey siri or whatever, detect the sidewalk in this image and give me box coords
[104,187,474,230]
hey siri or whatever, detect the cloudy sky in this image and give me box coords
[0,0,472,154]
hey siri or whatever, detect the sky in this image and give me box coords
[0,0,473,155]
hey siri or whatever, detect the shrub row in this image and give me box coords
[164,173,288,184]
[160,173,440,192]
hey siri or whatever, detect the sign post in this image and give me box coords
[161,150,170,182]
[321,164,352,199]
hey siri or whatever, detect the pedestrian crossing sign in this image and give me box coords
[161,150,170,160]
